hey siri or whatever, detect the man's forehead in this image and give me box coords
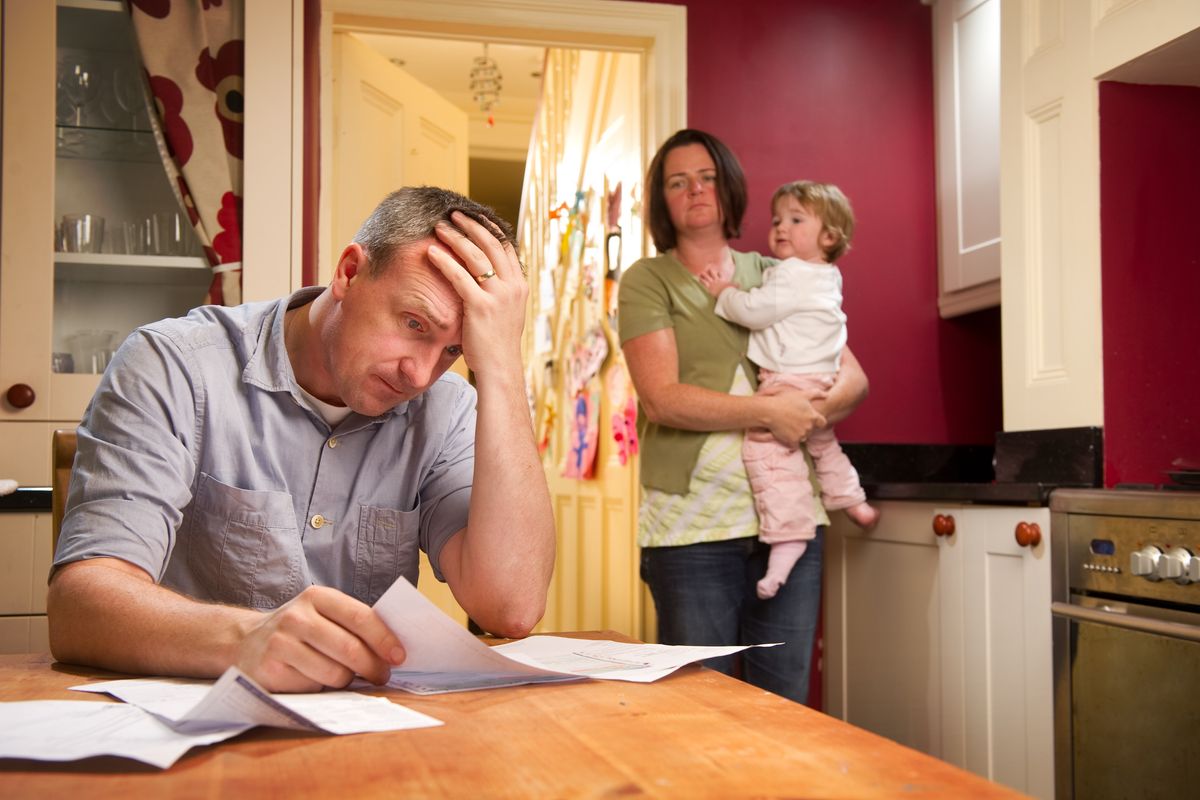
[383,247,463,329]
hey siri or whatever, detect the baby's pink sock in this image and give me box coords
[757,540,809,600]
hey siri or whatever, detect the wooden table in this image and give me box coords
[0,641,1024,799]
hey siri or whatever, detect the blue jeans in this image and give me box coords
[640,531,823,704]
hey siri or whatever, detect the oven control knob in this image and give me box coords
[1130,546,1162,579]
[1189,557,1200,584]
[1157,547,1192,583]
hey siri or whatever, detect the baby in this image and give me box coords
[701,180,879,599]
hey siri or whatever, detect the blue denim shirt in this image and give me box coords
[53,288,476,608]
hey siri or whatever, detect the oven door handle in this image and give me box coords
[1051,601,1200,643]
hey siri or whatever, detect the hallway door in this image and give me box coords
[330,32,468,266]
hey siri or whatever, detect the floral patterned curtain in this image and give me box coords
[127,0,244,306]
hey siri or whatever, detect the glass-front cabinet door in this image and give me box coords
[2,0,298,484]
[54,1,210,381]
[2,0,210,430]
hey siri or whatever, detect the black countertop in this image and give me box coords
[844,429,1103,506]
[0,429,1104,513]
[0,487,52,512]
[863,480,1089,505]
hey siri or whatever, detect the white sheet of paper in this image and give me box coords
[371,576,583,694]
[493,636,781,682]
[74,666,443,735]
[372,577,777,692]
[0,700,248,769]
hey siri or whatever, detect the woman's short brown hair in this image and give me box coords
[644,129,747,252]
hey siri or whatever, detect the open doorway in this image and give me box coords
[349,35,542,229]
[319,0,686,640]
[319,0,686,283]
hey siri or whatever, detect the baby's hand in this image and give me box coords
[698,269,738,298]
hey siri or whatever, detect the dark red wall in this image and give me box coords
[1099,82,1200,486]
[633,0,1002,444]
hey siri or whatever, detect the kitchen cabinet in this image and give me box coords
[999,0,1200,431]
[0,0,302,483]
[933,0,1001,317]
[824,500,1053,799]
[0,512,52,654]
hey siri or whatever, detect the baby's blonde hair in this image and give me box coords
[771,181,855,262]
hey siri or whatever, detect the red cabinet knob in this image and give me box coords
[932,514,956,537]
[5,383,35,409]
[1015,521,1042,548]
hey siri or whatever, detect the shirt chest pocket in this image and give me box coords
[187,473,305,609]
[353,504,421,606]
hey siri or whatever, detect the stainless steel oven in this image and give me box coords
[1050,489,1200,800]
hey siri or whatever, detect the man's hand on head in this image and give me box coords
[425,210,529,379]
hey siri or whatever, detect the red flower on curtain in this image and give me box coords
[202,0,226,9]
[149,74,194,166]
[212,191,243,265]
[131,0,170,18]
[195,41,244,160]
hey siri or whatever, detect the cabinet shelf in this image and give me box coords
[55,252,210,285]
[55,125,159,163]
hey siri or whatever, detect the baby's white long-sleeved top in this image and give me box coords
[712,256,846,374]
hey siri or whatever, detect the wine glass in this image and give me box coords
[59,56,100,127]
[111,62,144,131]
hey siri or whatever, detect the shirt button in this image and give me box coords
[328,437,339,448]
[310,514,326,529]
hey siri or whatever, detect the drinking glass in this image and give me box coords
[61,214,105,253]
[117,220,147,255]
[152,211,188,256]
[67,329,118,374]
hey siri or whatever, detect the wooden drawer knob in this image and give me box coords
[932,514,955,537]
[1015,521,1042,548]
[5,383,35,409]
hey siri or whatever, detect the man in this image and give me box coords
[48,187,556,693]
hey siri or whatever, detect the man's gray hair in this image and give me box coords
[352,186,515,277]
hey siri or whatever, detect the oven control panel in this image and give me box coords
[1065,514,1199,604]
[1129,545,1198,582]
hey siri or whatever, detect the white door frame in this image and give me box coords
[319,0,687,281]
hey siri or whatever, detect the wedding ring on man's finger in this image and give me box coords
[475,270,496,284]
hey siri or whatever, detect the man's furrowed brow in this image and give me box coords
[403,296,454,330]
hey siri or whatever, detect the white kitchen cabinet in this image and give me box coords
[824,500,1053,799]
[953,505,1054,800]
[933,0,1001,317]
[0,512,52,654]
[824,501,950,757]
[999,0,1200,431]
[0,0,302,482]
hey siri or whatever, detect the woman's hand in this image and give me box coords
[753,383,828,447]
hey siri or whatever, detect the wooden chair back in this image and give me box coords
[51,429,77,554]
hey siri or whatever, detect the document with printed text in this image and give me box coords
[372,577,778,693]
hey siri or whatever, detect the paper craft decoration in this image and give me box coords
[612,396,639,467]
[563,390,600,479]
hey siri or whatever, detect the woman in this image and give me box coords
[617,129,869,703]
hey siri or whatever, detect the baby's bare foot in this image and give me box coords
[845,502,881,531]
